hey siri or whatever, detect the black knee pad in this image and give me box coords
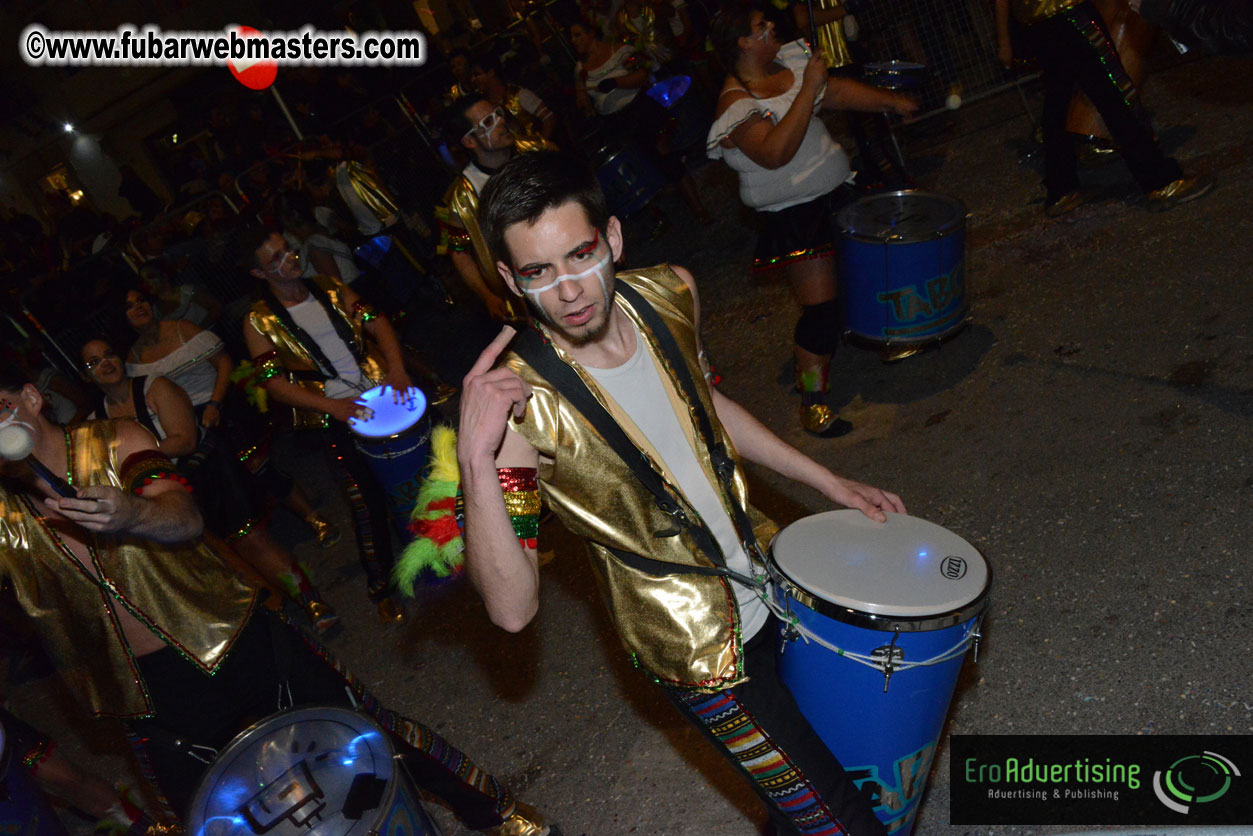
[794,300,842,355]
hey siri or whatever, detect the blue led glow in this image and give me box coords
[348,387,427,438]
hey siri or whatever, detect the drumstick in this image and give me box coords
[805,0,819,52]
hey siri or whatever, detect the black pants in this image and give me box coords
[1022,0,1182,201]
[665,617,887,836]
[327,422,396,600]
[127,612,513,829]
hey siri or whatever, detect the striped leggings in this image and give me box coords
[665,617,886,836]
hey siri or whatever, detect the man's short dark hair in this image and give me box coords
[233,222,279,273]
[479,151,609,265]
[0,366,31,395]
[441,97,488,145]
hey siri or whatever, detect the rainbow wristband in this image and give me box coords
[499,467,541,549]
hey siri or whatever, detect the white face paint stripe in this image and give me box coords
[0,400,34,432]
[517,251,612,302]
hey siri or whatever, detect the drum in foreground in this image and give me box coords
[837,190,968,360]
[186,706,442,836]
[348,385,431,539]
[771,511,990,835]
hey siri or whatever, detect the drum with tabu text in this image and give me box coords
[837,191,968,361]
[771,511,990,835]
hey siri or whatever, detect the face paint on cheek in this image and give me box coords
[0,399,34,433]
[517,251,613,303]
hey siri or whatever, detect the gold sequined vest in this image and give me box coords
[0,421,258,718]
[503,266,777,690]
[247,274,386,429]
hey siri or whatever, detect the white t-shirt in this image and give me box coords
[286,297,368,399]
[301,233,361,284]
[578,45,641,116]
[707,40,852,211]
[585,322,770,641]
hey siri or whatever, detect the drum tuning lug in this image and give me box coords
[882,666,893,694]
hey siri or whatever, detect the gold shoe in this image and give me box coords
[800,404,853,438]
[1044,191,1083,218]
[431,383,459,405]
[1147,175,1214,212]
[483,802,552,836]
[306,513,341,549]
[801,402,836,434]
[306,600,341,635]
[377,597,406,625]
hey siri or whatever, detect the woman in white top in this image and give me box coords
[124,288,233,427]
[124,287,342,549]
[707,4,915,436]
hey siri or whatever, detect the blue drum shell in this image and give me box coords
[593,143,667,218]
[837,191,967,350]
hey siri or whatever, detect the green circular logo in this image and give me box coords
[1153,751,1240,814]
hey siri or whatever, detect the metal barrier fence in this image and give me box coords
[821,0,1025,119]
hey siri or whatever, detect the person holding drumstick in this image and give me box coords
[240,227,414,623]
[707,3,916,436]
[457,150,904,835]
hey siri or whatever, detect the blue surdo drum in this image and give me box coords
[348,385,430,540]
[771,512,989,835]
[837,191,968,361]
[186,706,442,836]
[0,714,69,836]
[592,140,667,219]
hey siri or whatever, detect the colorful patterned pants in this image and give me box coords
[665,617,886,836]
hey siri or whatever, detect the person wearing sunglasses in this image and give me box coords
[439,97,556,324]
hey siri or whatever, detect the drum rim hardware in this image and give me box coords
[777,569,989,632]
[836,190,968,244]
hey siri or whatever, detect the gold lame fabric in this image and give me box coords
[441,137,555,323]
[812,0,854,69]
[503,266,778,690]
[343,161,400,227]
[1012,0,1084,23]
[0,421,258,718]
[247,274,386,429]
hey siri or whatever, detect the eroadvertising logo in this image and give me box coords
[1152,751,1240,814]
[950,736,1253,825]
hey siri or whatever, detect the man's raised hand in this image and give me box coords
[459,326,533,463]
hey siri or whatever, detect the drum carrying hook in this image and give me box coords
[882,630,901,693]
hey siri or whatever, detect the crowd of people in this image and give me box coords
[0,0,1223,834]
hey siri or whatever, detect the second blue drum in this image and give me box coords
[836,191,968,360]
[349,386,431,540]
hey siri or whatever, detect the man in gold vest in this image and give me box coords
[0,370,556,836]
[458,151,905,835]
[438,98,554,324]
[241,228,412,621]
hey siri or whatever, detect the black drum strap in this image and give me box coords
[510,281,766,588]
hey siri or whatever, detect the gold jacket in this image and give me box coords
[503,266,777,690]
[1012,0,1084,23]
[247,274,386,429]
[0,421,258,719]
[441,137,554,323]
[812,0,854,69]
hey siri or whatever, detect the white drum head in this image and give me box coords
[772,511,988,621]
[348,385,426,439]
[186,706,395,836]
